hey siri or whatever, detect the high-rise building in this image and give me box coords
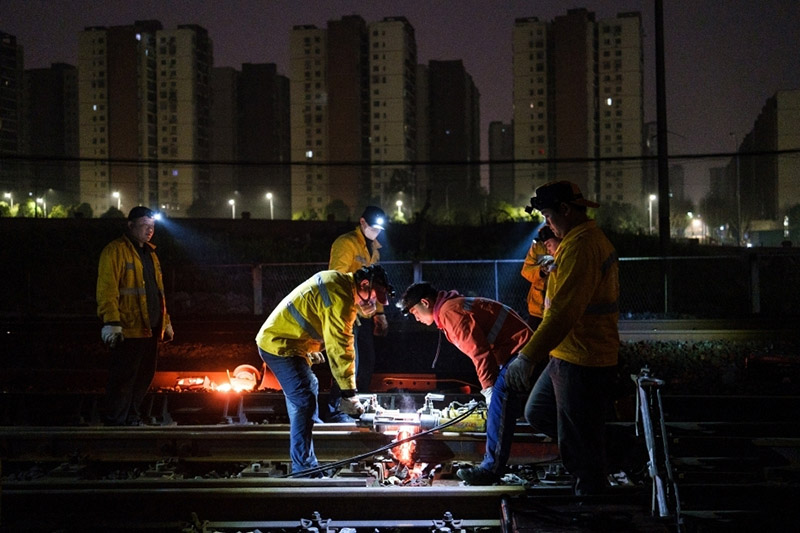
[289,24,328,218]
[154,25,212,217]
[78,21,161,216]
[512,9,644,212]
[209,66,239,215]
[732,90,800,224]
[368,17,417,214]
[23,63,79,204]
[1,31,24,193]
[428,59,480,218]
[238,63,290,219]
[488,121,514,203]
[289,16,418,220]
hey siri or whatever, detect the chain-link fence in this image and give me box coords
[157,254,799,320]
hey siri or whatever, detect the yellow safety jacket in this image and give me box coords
[329,226,383,314]
[520,240,550,318]
[520,220,619,367]
[96,235,170,339]
[256,270,359,391]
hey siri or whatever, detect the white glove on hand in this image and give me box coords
[307,351,326,365]
[373,314,389,336]
[339,396,365,417]
[481,386,494,408]
[505,354,536,393]
[101,325,124,348]
[163,323,174,342]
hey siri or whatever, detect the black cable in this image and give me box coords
[282,402,480,478]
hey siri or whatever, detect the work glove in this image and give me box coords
[480,386,494,408]
[101,325,124,348]
[163,324,174,342]
[339,396,365,417]
[357,298,377,318]
[307,351,326,365]
[505,354,537,393]
[339,396,364,418]
[373,314,389,336]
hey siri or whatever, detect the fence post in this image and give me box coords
[750,253,760,314]
[252,264,263,316]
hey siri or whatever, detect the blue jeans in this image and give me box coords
[258,348,321,475]
[480,355,526,475]
[524,357,616,494]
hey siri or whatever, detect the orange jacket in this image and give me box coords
[520,240,550,318]
[433,290,533,390]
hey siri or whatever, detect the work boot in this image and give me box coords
[456,466,500,486]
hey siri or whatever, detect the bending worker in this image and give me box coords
[506,180,619,496]
[255,265,394,476]
[399,282,533,486]
[520,225,561,329]
[326,205,389,422]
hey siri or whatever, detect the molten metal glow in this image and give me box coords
[394,425,418,468]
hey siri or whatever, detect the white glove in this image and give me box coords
[163,323,174,342]
[307,351,326,365]
[339,396,365,417]
[101,325,124,348]
[505,354,537,392]
[481,386,494,408]
[373,314,389,336]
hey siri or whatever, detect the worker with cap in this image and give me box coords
[326,205,388,422]
[506,180,619,496]
[398,281,533,486]
[96,206,174,426]
[255,265,394,476]
[520,225,561,329]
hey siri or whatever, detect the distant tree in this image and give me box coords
[324,199,351,222]
[0,201,17,218]
[48,204,69,218]
[69,203,93,218]
[186,197,219,218]
[486,200,537,223]
[669,197,696,238]
[18,198,40,218]
[100,206,125,218]
[594,202,645,234]
[292,208,321,221]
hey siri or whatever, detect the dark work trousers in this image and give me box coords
[524,357,616,495]
[102,335,159,425]
[325,316,375,421]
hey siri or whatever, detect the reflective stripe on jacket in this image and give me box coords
[520,240,549,318]
[96,235,170,339]
[433,290,533,390]
[329,226,383,313]
[256,270,359,390]
[520,220,619,367]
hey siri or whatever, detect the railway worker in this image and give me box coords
[520,225,561,329]
[398,282,533,486]
[325,205,389,422]
[96,206,174,426]
[506,180,620,496]
[256,265,394,476]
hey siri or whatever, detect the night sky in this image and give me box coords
[4,0,799,203]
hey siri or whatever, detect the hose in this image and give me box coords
[283,403,480,478]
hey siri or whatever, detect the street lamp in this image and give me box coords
[3,192,12,208]
[648,194,657,235]
[265,192,273,220]
[36,197,47,218]
[396,199,403,217]
[112,191,121,210]
[228,199,236,219]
